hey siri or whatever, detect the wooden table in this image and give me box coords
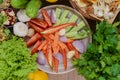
[48,70,85,80]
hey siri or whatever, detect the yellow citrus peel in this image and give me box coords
[46,0,58,3]
[28,70,48,80]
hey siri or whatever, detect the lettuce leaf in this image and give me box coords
[0,36,37,80]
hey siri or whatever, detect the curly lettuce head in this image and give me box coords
[0,36,37,80]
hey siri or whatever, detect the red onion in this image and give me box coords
[72,40,85,53]
[50,10,56,24]
[54,52,63,63]
[37,51,46,65]
[59,36,67,42]
[81,38,89,51]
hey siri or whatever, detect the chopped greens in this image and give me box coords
[0,36,37,80]
[73,21,120,80]
[0,12,8,27]
[4,28,10,36]
[0,0,3,4]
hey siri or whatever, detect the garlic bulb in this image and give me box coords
[93,0,117,19]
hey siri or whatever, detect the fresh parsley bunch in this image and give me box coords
[73,21,120,80]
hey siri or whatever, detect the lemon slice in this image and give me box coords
[46,0,58,3]
[28,70,48,80]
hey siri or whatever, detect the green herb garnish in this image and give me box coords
[0,0,3,4]
[73,21,120,80]
[4,28,10,36]
[0,12,8,27]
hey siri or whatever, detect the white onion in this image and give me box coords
[59,29,66,36]
[67,50,75,59]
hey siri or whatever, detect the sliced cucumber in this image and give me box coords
[69,32,89,39]
[68,14,78,22]
[55,8,62,26]
[65,14,78,32]
[54,18,61,26]
[55,8,61,18]
[66,28,90,39]
[61,18,68,24]
[65,21,85,37]
[60,10,69,24]
[60,10,69,20]
[69,21,85,32]
[66,31,78,38]
[54,17,68,26]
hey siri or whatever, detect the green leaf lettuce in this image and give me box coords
[0,36,37,80]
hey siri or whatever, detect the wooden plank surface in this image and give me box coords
[48,70,85,80]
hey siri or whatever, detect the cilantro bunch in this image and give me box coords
[73,21,120,80]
